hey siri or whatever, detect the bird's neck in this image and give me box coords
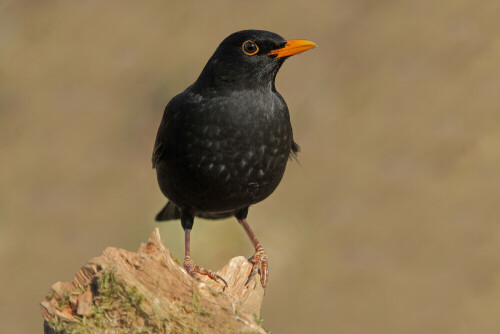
[192,60,278,94]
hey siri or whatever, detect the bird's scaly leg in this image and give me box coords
[238,218,269,288]
[183,228,227,287]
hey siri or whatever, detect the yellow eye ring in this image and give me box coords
[242,40,259,55]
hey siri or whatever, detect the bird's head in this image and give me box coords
[194,30,316,92]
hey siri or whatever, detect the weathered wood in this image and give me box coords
[41,228,267,333]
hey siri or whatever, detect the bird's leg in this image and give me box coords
[237,217,269,288]
[181,213,227,287]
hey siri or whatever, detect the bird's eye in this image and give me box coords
[242,41,259,55]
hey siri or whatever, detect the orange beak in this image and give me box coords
[268,40,317,58]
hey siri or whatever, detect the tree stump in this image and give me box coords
[40,228,267,333]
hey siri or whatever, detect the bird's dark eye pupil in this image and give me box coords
[243,41,258,55]
[245,43,255,52]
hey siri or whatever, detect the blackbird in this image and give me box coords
[152,30,315,288]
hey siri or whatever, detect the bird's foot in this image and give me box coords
[246,244,269,288]
[183,256,228,288]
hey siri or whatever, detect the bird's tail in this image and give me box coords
[155,201,181,221]
[155,201,235,222]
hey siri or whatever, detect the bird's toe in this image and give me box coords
[183,256,228,288]
[246,244,268,288]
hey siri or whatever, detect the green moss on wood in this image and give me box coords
[45,268,242,334]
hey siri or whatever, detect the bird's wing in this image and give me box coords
[291,140,300,157]
[152,93,187,168]
[152,142,163,169]
[290,140,300,161]
[152,103,171,169]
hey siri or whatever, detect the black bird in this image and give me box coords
[152,30,315,288]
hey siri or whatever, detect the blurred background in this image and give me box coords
[2,0,500,333]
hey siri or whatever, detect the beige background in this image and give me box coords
[2,1,500,333]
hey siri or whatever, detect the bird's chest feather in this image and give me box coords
[164,90,292,207]
[181,92,290,174]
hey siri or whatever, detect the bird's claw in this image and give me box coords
[245,244,268,288]
[184,256,228,288]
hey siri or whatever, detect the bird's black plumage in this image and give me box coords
[153,30,300,220]
[152,30,314,287]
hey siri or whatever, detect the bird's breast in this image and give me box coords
[160,90,292,211]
